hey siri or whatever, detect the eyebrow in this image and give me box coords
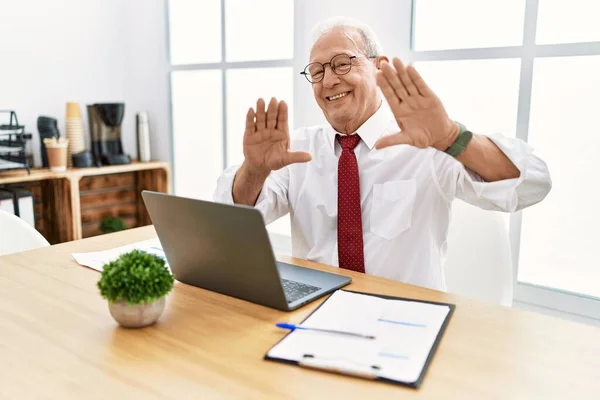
[309,52,357,63]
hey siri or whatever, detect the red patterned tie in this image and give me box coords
[337,134,365,273]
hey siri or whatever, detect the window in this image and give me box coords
[412,0,526,50]
[167,0,294,236]
[412,0,600,317]
[414,59,521,136]
[168,0,221,64]
[519,55,600,298]
[224,0,294,62]
[536,0,600,45]
[171,70,223,200]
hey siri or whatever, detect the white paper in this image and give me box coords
[267,290,450,384]
[72,239,169,273]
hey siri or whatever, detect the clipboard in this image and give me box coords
[264,289,455,388]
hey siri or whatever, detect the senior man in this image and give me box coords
[214,18,551,291]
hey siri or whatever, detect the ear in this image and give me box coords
[375,56,389,69]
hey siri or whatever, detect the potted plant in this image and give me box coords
[100,216,126,234]
[97,249,174,328]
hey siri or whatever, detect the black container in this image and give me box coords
[72,151,93,168]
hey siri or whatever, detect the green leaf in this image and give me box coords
[100,217,127,234]
[97,250,174,305]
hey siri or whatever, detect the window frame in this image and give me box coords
[409,0,600,320]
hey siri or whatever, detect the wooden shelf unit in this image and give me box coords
[0,161,170,244]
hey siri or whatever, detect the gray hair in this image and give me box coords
[310,16,383,57]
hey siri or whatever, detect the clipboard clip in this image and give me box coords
[299,354,381,380]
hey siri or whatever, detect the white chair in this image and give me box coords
[444,201,514,306]
[0,209,50,256]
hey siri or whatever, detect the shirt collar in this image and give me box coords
[324,103,394,152]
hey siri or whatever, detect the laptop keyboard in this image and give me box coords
[281,279,321,303]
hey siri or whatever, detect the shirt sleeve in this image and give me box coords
[431,133,552,212]
[213,164,291,225]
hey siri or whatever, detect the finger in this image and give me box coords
[407,65,434,97]
[245,107,256,136]
[374,132,414,150]
[266,97,278,129]
[281,151,312,167]
[255,98,266,130]
[376,71,402,109]
[380,60,409,101]
[392,57,418,97]
[276,100,289,131]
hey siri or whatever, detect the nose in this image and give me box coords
[321,64,340,89]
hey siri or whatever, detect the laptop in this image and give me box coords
[141,191,351,311]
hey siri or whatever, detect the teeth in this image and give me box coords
[328,92,349,101]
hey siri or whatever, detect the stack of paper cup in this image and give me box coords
[66,102,85,167]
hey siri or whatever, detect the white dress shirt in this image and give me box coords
[214,105,551,291]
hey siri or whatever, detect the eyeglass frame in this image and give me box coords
[300,53,377,83]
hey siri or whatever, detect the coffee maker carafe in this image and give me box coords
[87,103,131,166]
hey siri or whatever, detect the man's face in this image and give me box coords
[309,27,381,134]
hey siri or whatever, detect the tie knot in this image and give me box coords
[337,134,361,150]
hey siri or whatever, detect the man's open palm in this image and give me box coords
[375,58,458,152]
[243,98,311,174]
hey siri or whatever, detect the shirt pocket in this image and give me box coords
[369,179,417,240]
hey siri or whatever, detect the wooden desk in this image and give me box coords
[1,227,599,399]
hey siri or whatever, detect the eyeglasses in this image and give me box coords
[300,53,375,84]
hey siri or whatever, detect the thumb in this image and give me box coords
[375,131,414,149]
[282,151,312,166]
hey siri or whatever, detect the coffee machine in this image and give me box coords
[87,103,131,166]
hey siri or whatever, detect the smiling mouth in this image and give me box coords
[326,91,350,101]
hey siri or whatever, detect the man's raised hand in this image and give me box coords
[243,97,311,175]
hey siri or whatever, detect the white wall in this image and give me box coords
[0,0,170,166]
[122,0,171,163]
[293,0,412,128]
